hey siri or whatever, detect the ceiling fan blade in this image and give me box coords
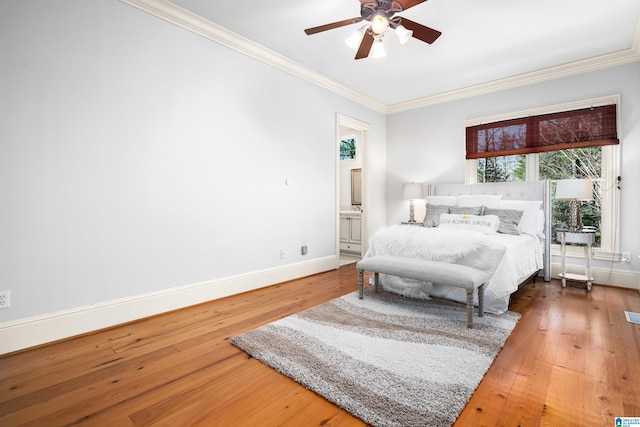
[304,17,361,35]
[355,31,375,60]
[396,0,429,11]
[400,17,441,44]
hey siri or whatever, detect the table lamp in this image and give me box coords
[555,179,593,231]
[402,182,423,223]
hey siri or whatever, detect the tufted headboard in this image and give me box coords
[430,180,551,281]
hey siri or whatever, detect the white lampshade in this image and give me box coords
[395,24,413,45]
[345,27,365,51]
[402,182,423,199]
[371,38,386,58]
[555,179,593,201]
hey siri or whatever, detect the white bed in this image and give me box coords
[366,181,551,314]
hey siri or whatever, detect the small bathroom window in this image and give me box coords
[340,137,357,161]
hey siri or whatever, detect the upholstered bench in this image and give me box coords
[356,255,486,328]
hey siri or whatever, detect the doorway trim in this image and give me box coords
[336,113,370,266]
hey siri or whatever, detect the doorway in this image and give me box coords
[336,114,369,266]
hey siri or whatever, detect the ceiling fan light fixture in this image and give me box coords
[371,38,386,58]
[370,13,389,35]
[395,24,413,44]
[303,0,442,60]
[345,29,364,51]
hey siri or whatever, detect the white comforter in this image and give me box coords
[365,225,543,314]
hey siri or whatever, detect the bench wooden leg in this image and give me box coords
[478,284,485,317]
[358,270,364,299]
[374,272,379,293]
[466,289,473,328]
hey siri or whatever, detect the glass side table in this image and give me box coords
[557,230,595,290]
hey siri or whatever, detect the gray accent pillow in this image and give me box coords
[423,204,450,227]
[484,207,524,235]
[449,206,483,216]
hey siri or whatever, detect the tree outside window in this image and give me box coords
[340,138,356,160]
[477,155,525,183]
[541,148,601,246]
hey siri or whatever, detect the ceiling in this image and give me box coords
[135,0,640,111]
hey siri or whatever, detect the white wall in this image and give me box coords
[0,0,386,350]
[387,61,640,281]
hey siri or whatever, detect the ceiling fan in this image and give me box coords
[304,0,441,59]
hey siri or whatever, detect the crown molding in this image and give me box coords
[387,47,640,114]
[120,0,388,113]
[633,16,640,55]
[122,0,639,116]
[389,16,640,113]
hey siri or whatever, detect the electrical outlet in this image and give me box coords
[0,291,10,309]
[280,249,285,259]
[621,252,631,263]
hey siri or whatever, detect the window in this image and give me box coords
[340,137,357,161]
[466,96,621,258]
[477,155,526,182]
[541,148,602,246]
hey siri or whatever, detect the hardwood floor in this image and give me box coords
[1,263,639,426]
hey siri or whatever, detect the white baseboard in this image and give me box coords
[4,257,636,355]
[0,256,339,355]
[550,263,640,290]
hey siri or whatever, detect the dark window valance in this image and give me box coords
[466,104,619,159]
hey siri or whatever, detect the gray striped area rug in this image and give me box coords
[230,288,520,426]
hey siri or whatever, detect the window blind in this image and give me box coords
[466,104,618,159]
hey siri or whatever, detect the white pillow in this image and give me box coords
[426,196,457,206]
[457,194,502,208]
[438,213,499,234]
[497,200,543,236]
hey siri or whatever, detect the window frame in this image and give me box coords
[465,95,621,260]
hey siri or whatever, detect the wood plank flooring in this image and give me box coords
[1,263,639,426]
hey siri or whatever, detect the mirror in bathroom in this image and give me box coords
[351,168,362,206]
